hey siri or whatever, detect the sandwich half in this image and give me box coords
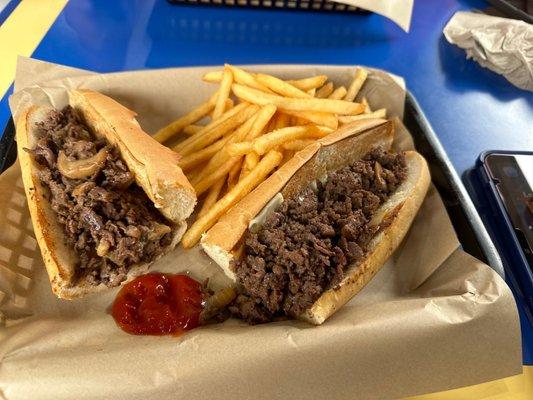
[201,119,430,324]
[16,89,196,299]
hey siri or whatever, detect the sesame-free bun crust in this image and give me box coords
[201,119,430,324]
[16,91,196,299]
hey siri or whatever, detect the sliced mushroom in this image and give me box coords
[374,162,387,191]
[57,148,108,179]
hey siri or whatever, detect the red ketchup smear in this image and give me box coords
[112,273,204,335]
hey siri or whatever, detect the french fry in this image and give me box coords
[182,124,204,136]
[202,71,223,83]
[226,65,273,92]
[194,156,241,196]
[241,151,260,179]
[175,103,258,156]
[245,104,277,140]
[361,97,372,113]
[255,73,311,98]
[182,150,283,248]
[282,139,316,151]
[227,159,243,190]
[281,150,295,165]
[198,178,225,218]
[281,110,338,130]
[209,98,234,120]
[328,86,347,100]
[338,108,386,124]
[316,82,334,98]
[251,125,331,155]
[227,141,254,156]
[153,93,216,143]
[193,114,259,184]
[274,113,290,130]
[213,67,233,120]
[179,135,232,170]
[286,75,328,91]
[307,88,316,97]
[344,67,368,102]
[174,102,249,152]
[232,84,364,115]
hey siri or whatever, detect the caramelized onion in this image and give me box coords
[57,148,107,179]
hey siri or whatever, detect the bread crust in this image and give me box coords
[201,120,430,324]
[16,92,195,299]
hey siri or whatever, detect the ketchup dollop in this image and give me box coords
[112,273,204,335]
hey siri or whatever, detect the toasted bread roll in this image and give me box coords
[201,119,430,324]
[17,90,196,299]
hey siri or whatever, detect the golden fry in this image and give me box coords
[182,124,204,136]
[198,177,225,218]
[153,93,216,143]
[210,98,234,120]
[232,84,364,115]
[274,113,290,130]
[286,75,328,91]
[282,139,316,151]
[281,110,338,130]
[182,150,283,248]
[251,125,330,155]
[361,97,372,113]
[227,159,243,190]
[227,141,253,156]
[213,67,233,120]
[202,71,223,83]
[176,103,258,156]
[316,82,334,98]
[194,157,240,196]
[307,88,316,97]
[281,150,295,165]
[226,65,272,92]
[344,67,368,102]
[174,102,249,152]
[245,104,277,141]
[338,108,386,124]
[255,73,311,98]
[241,151,260,179]
[193,114,258,183]
[178,136,231,170]
[328,86,347,100]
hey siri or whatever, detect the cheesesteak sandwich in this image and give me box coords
[202,120,430,324]
[16,90,196,299]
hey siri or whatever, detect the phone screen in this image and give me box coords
[485,153,533,272]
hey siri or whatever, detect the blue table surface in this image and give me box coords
[1,0,532,363]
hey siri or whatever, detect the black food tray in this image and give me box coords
[0,92,504,277]
[167,0,363,14]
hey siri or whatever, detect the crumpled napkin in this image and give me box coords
[443,11,533,91]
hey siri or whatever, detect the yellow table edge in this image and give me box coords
[0,0,530,398]
[0,0,68,99]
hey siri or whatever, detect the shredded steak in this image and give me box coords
[28,107,172,287]
[231,149,407,323]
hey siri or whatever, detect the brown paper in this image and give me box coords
[0,58,522,400]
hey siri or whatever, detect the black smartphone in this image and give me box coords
[477,151,533,322]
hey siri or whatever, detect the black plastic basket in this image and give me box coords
[167,0,361,13]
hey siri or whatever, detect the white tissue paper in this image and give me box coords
[443,11,533,91]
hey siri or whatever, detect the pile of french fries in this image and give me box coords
[153,65,387,248]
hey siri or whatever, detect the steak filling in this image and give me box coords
[28,106,173,287]
[231,149,407,323]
